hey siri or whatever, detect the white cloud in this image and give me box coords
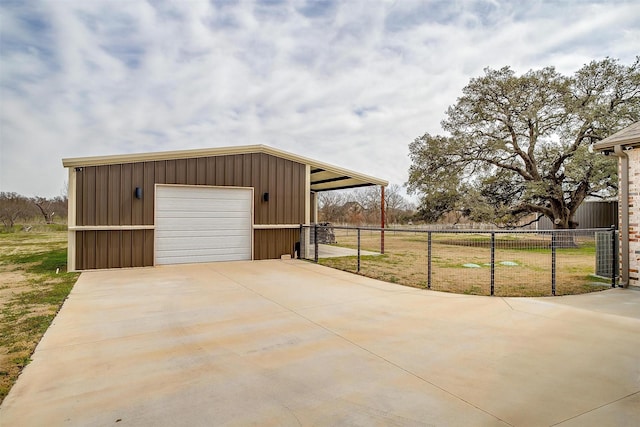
[0,0,638,197]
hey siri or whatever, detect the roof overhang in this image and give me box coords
[593,122,640,152]
[62,144,388,192]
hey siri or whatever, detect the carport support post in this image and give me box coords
[380,185,385,254]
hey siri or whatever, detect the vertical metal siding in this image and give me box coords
[143,162,154,225]
[254,229,299,260]
[132,162,144,225]
[120,164,133,225]
[108,165,121,225]
[538,201,618,230]
[196,158,206,185]
[109,231,121,268]
[74,153,305,269]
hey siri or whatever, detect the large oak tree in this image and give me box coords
[407,58,640,229]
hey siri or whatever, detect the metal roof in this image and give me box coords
[62,144,388,192]
[593,122,640,151]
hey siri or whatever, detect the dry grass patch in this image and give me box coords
[0,226,79,404]
[319,230,611,297]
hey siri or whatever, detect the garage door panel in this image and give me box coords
[155,229,250,239]
[155,186,252,265]
[156,211,251,221]
[156,247,250,260]
[155,236,251,251]
[157,188,250,200]
[155,199,251,212]
[156,222,246,232]
[155,253,249,264]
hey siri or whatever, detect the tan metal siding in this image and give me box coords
[254,229,299,260]
[120,164,133,225]
[108,165,121,225]
[143,162,154,225]
[154,160,166,185]
[109,231,121,268]
[74,153,306,269]
[75,230,155,270]
[132,162,144,225]
[197,158,206,185]
[257,153,269,224]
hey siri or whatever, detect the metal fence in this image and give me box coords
[299,225,618,297]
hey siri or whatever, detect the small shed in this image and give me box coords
[537,199,618,230]
[593,122,640,288]
[62,145,387,271]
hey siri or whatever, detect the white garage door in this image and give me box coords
[155,185,253,265]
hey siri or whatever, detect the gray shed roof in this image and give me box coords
[593,122,640,151]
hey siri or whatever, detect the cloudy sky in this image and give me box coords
[1,0,639,197]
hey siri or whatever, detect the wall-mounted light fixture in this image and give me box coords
[262,192,269,202]
[135,187,143,199]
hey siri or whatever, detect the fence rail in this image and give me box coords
[299,225,618,297]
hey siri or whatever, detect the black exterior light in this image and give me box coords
[135,187,143,199]
[263,192,269,202]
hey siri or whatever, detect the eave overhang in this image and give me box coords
[593,122,640,152]
[62,144,388,192]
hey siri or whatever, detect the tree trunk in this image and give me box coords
[548,203,579,247]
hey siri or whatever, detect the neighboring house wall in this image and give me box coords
[73,153,306,269]
[628,148,640,287]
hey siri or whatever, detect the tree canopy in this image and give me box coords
[407,57,640,229]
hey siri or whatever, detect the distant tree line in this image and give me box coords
[0,192,68,229]
[318,184,415,226]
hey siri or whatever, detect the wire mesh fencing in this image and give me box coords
[299,225,618,297]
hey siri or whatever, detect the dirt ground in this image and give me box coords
[0,228,78,403]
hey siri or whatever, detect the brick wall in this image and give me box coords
[626,148,639,287]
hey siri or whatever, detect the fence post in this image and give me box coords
[551,231,557,296]
[611,226,617,288]
[314,223,319,263]
[490,232,495,296]
[427,231,432,289]
[357,228,361,273]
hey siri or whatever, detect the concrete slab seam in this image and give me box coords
[500,298,515,310]
[549,390,640,426]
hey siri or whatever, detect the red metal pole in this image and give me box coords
[381,185,385,254]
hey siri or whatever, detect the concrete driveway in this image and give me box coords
[1,260,639,426]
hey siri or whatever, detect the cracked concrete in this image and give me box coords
[1,260,638,426]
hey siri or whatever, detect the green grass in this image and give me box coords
[321,230,606,298]
[0,227,79,404]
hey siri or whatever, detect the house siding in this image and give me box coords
[73,153,306,270]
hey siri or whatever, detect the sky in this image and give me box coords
[1,0,639,198]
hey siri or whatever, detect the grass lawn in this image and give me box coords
[0,225,79,404]
[319,229,612,297]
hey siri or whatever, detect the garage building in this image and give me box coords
[62,145,387,271]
